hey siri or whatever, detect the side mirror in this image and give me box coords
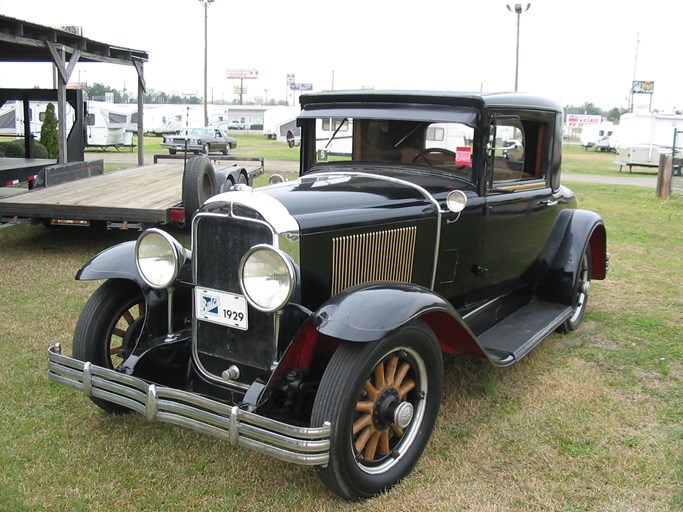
[286,129,300,149]
[268,174,285,185]
[446,190,467,213]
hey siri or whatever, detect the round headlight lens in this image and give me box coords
[239,245,295,312]
[135,229,185,289]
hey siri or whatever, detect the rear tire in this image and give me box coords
[557,246,591,333]
[311,322,443,500]
[73,279,145,414]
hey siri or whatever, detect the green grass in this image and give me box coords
[0,147,681,511]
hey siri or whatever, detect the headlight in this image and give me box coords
[135,229,185,289]
[239,245,295,312]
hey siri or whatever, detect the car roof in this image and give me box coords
[299,90,563,113]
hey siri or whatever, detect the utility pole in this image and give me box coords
[506,3,531,92]
[199,0,214,126]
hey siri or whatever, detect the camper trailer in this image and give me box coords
[85,102,136,149]
[615,112,683,169]
[263,106,300,141]
[580,122,616,152]
[0,100,75,137]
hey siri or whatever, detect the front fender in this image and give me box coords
[76,241,145,285]
[313,283,482,356]
[76,240,193,287]
[76,240,194,339]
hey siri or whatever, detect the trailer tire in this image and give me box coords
[183,156,217,220]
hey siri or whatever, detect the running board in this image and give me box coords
[478,300,572,367]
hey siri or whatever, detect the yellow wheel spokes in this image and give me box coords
[353,354,416,462]
[108,303,145,364]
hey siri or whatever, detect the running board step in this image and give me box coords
[479,300,573,367]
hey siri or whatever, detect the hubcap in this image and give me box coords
[353,353,417,463]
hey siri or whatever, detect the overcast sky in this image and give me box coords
[1,0,681,112]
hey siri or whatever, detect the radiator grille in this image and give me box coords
[331,226,417,294]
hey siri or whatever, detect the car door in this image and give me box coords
[470,113,562,301]
[212,129,226,152]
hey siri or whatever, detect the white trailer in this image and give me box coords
[263,106,300,141]
[85,102,136,149]
[580,122,616,152]
[615,112,683,170]
[0,100,75,137]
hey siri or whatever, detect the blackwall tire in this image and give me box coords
[182,156,217,220]
[72,279,145,414]
[557,246,592,333]
[311,321,443,501]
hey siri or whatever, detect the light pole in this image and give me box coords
[506,3,530,91]
[199,0,215,126]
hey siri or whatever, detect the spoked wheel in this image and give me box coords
[557,246,592,333]
[311,322,442,501]
[73,279,146,413]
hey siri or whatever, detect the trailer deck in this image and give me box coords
[0,162,185,226]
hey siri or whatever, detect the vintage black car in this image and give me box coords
[48,91,608,501]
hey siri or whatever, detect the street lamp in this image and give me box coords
[199,0,215,126]
[506,3,531,92]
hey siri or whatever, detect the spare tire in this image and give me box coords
[182,156,217,220]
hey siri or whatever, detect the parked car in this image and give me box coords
[48,90,608,501]
[227,120,247,130]
[161,127,236,155]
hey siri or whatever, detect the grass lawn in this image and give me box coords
[0,147,681,511]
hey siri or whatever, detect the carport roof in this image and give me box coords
[0,14,148,65]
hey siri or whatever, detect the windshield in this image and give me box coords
[310,117,476,181]
[185,128,213,138]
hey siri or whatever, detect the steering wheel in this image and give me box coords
[411,148,456,166]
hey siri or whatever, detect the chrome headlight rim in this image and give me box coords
[239,244,296,313]
[135,228,185,289]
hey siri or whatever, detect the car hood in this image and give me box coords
[204,172,438,232]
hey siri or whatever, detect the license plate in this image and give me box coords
[195,287,248,330]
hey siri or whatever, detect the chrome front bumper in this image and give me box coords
[47,344,330,466]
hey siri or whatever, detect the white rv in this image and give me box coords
[85,102,136,149]
[615,112,683,169]
[580,122,617,152]
[263,106,300,141]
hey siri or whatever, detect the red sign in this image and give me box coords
[455,147,472,166]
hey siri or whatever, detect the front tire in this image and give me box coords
[73,279,145,413]
[311,322,443,501]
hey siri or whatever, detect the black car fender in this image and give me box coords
[76,240,194,336]
[537,209,607,305]
[312,282,484,356]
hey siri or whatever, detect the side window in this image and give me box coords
[490,117,546,186]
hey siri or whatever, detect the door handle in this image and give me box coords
[538,199,558,206]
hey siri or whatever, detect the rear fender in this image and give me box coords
[537,209,607,304]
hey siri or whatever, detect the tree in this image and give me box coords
[39,103,59,159]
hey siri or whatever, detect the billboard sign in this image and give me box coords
[287,73,295,85]
[632,80,654,94]
[226,69,259,79]
[565,114,602,129]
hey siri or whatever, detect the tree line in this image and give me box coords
[84,83,286,106]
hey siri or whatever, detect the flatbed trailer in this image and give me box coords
[0,155,264,230]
